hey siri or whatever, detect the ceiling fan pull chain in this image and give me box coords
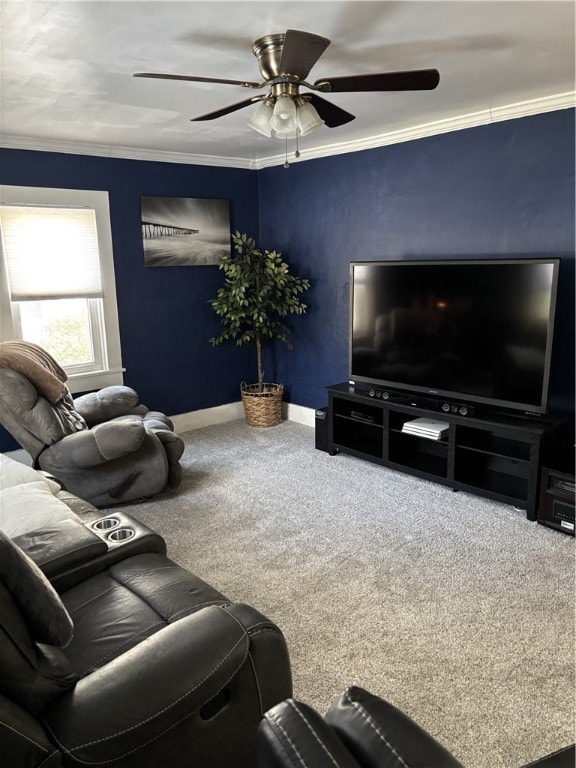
[295,129,301,159]
[284,133,290,168]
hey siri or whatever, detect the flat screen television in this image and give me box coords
[349,258,560,415]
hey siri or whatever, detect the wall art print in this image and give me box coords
[141,196,230,266]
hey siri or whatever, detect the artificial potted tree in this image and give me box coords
[210,231,310,427]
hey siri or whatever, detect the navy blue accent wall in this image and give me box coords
[258,110,575,418]
[0,150,258,425]
[0,109,574,454]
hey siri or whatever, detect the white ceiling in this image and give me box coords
[1,1,575,168]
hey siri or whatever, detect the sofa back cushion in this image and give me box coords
[0,481,78,539]
[0,453,61,494]
[0,369,86,461]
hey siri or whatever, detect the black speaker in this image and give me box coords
[315,407,329,452]
[439,400,475,417]
[363,386,474,417]
[538,467,575,535]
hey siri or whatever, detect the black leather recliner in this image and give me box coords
[0,531,292,767]
[258,687,575,768]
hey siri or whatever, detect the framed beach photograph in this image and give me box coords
[141,196,230,266]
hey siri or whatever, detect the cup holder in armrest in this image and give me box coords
[90,516,121,532]
[107,527,135,543]
[88,517,136,547]
[81,511,166,565]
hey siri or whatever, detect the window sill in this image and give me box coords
[67,368,125,394]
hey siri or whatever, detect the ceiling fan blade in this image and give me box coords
[134,72,262,89]
[190,96,264,121]
[307,94,355,128]
[278,29,331,80]
[314,69,440,93]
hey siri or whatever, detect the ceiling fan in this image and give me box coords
[134,29,440,138]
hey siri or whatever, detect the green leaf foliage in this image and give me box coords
[209,231,310,384]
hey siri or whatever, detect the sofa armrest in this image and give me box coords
[12,513,166,591]
[259,687,464,768]
[325,687,464,768]
[224,602,292,713]
[49,513,166,592]
[42,605,250,764]
[259,699,362,768]
[73,386,142,426]
[12,519,107,578]
[0,692,63,768]
[45,421,146,468]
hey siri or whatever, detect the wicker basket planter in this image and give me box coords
[241,382,284,427]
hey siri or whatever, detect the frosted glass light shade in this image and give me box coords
[297,100,324,136]
[247,101,274,136]
[270,94,298,135]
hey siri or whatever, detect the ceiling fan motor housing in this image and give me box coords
[252,34,287,81]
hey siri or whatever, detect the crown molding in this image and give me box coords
[1,92,574,171]
[254,91,576,169]
[0,136,257,170]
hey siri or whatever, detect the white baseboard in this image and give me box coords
[171,401,245,433]
[172,400,316,432]
[282,401,316,427]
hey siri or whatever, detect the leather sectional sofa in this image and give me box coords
[0,455,292,767]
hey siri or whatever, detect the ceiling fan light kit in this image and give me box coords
[247,99,274,136]
[134,28,439,165]
[251,92,324,139]
[295,97,324,137]
[270,92,298,134]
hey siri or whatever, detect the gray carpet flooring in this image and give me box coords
[110,419,575,768]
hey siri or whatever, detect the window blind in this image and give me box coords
[0,206,104,300]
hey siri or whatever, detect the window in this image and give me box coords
[0,186,124,392]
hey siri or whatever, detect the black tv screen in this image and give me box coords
[349,259,560,414]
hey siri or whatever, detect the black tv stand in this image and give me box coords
[327,383,567,520]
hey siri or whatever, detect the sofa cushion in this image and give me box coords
[61,553,229,675]
[0,481,78,538]
[0,453,60,494]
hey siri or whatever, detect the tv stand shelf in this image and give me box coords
[327,383,567,520]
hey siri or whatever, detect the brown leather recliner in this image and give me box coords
[0,341,184,506]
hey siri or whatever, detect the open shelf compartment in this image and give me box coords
[456,426,531,461]
[388,432,449,477]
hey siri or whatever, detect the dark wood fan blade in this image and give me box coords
[134,72,262,89]
[190,96,264,121]
[307,94,355,128]
[278,29,331,80]
[314,69,440,92]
